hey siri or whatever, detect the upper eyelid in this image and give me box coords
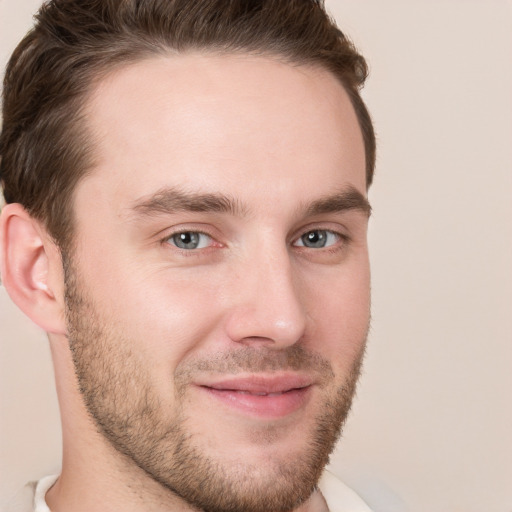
[157,224,219,240]
[165,228,212,237]
[292,228,345,246]
[162,230,215,244]
[291,224,349,243]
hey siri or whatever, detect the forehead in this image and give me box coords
[78,53,366,213]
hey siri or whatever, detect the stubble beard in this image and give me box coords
[63,258,367,512]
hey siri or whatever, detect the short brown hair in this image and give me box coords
[0,0,376,249]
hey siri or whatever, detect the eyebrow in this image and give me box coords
[127,185,371,220]
[304,187,372,217]
[128,187,247,218]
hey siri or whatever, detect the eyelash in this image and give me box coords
[294,230,347,250]
[160,229,219,255]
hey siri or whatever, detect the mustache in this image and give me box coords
[175,344,335,384]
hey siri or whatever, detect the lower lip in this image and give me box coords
[200,386,312,419]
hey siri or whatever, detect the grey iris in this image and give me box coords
[173,232,201,250]
[301,230,328,248]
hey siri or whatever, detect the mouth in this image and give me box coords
[197,375,314,419]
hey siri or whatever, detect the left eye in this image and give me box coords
[294,230,339,249]
[167,232,212,250]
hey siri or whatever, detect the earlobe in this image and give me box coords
[0,203,67,335]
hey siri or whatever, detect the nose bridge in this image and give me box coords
[225,238,307,347]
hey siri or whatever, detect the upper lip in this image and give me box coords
[198,374,313,394]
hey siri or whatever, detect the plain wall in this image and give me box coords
[1,1,511,511]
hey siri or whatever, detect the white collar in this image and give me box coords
[34,471,371,512]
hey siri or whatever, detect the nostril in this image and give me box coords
[235,335,280,347]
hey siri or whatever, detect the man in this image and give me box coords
[0,1,376,511]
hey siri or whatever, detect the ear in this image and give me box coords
[0,203,67,335]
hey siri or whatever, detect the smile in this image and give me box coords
[197,374,314,419]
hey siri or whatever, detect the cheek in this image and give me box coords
[81,259,225,373]
[305,262,370,372]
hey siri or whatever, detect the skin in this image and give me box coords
[0,53,370,511]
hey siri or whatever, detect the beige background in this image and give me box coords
[1,1,511,511]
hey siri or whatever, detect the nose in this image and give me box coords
[224,247,308,349]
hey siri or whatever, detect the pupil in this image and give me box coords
[175,232,199,249]
[303,230,326,248]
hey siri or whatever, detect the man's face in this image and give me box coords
[65,54,370,512]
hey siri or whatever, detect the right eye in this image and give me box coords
[293,229,341,249]
[166,231,213,250]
